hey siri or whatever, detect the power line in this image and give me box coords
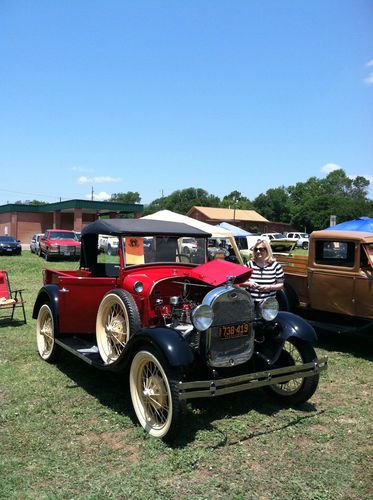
[0,188,84,201]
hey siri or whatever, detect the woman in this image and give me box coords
[246,239,284,301]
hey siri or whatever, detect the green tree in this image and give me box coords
[14,199,48,205]
[143,188,220,216]
[110,191,141,204]
[221,190,253,209]
[253,187,291,222]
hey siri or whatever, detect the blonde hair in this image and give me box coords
[253,239,275,263]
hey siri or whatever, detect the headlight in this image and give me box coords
[133,281,144,293]
[260,297,279,321]
[192,304,214,331]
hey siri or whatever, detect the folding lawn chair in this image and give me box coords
[0,269,26,324]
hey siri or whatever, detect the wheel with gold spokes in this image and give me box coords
[36,303,58,362]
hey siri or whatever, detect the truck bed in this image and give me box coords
[275,254,309,306]
[275,254,308,276]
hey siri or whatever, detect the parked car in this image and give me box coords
[277,230,373,336]
[260,233,296,252]
[39,229,81,261]
[98,235,119,255]
[285,232,309,250]
[30,233,43,254]
[33,219,327,440]
[180,237,198,256]
[0,236,22,255]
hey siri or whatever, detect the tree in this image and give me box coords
[110,192,141,204]
[253,187,291,222]
[14,199,48,205]
[144,187,220,216]
[221,191,253,209]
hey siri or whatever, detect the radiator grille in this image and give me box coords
[204,286,255,368]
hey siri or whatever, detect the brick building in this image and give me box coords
[0,199,143,244]
[187,206,293,234]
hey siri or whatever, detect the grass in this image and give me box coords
[1,251,373,499]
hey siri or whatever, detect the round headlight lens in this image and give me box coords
[260,297,279,321]
[133,281,144,293]
[192,304,214,331]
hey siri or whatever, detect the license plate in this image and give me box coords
[218,322,250,339]
[64,252,71,256]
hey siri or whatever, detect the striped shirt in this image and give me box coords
[247,260,284,301]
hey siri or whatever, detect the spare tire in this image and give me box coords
[96,289,140,364]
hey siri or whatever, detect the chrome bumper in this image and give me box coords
[178,355,328,400]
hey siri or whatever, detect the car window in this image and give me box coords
[315,240,355,267]
[363,244,373,267]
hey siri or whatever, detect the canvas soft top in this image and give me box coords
[81,218,211,238]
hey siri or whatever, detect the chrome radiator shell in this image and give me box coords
[202,285,255,368]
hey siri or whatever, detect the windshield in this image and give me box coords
[124,236,207,265]
[300,233,308,238]
[49,231,78,240]
[0,236,15,242]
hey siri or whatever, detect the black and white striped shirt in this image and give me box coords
[247,260,284,301]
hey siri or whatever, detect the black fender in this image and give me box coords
[32,285,59,328]
[255,311,317,366]
[275,311,318,345]
[123,326,195,370]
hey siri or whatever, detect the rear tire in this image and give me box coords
[36,303,58,362]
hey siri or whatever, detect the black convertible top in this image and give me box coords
[81,218,211,238]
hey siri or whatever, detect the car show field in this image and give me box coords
[0,250,372,498]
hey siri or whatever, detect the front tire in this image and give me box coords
[96,290,140,364]
[129,348,185,439]
[267,338,319,404]
[36,303,58,362]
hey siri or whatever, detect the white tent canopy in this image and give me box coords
[142,210,243,264]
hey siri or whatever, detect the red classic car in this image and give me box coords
[33,219,327,439]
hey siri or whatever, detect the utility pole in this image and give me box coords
[91,186,94,201]
[233,196,237,222]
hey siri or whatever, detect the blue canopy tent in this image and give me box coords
[326,217,373,232]
[216,222,256,237]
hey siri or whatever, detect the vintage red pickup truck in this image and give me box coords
[33,219,327,439]
[278,230,373,336]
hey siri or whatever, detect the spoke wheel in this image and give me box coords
[96,290,140,365]
[130,349,184,439]
[268,338,319,404]
[36,303,58,362]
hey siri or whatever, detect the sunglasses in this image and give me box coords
[254,247,267,252]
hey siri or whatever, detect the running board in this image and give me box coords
[55,336,107,368]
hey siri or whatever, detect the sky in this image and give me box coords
[1,0,372,206]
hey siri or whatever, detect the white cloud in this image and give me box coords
[364,73,373,85]
[78,176,121,184]
[364,60,373,85]
[321,163,342,174]
[85,191,111,201]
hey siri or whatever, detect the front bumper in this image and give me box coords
[178,355,328,400]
